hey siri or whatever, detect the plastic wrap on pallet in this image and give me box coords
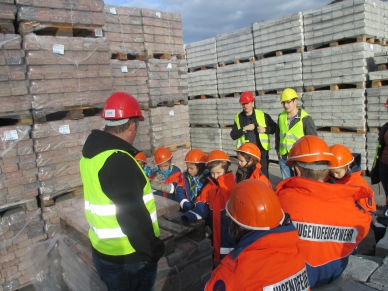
[187,70,217,97]
[302,43,381,88]
[217,62,255,96]
[317,132,367,170]
[254,53,303,92]
[146,59,188,105]
[190,127,221,154]
[188,99,218,126]
[252,12,304,56]
[216,26,254,64]
[185,37,217,70]
[216,98,241,127]
[365,87,388,127]
[103,4,144,55]
[23,34,112,111]
[110,59,149,104]
[141,8,184,56]
[0,207,45,291]
[0,125,39,205]
[366,132,378,171]
[31,116,103,197]
[303,89,366,128]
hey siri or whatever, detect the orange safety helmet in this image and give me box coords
[206,150,231,164]
[184,149,207,163]
[239,91,255,104]
[154,147,173,165]
[235,143,261,161]
[385,98,388,107]
[226,180,285,230]
[328,144,354,169]
[102,92,144,121]
[134,152,147,163]
[286,135,334,166]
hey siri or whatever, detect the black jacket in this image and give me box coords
[371,122,388,184]
[82,130,165,263]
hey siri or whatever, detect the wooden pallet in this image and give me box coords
[218,56,256,67]
[306,83,365,92]
[377,64,388,71]
[372,78,388,88]
[148,99,188,108]
[151,141,191,154]
[0,197,38,213]
[189,94,219,100]
[32,106,102,124]
[40,185,84,207]
[144,51,186,61]
[220,124,233,129]
[317,126,366,134]
[0,110,33,126]
[258,47,305,59]
[19,22,104,37]
[190,124,220,128]
[259,87,303,96]
[368,127,381,134]
[307,35,385,51]
[111,52,147,61]
[189,64,218,73]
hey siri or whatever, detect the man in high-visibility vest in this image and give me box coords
[80,92,164,291]
[275,88,317,180]
[230,91,277,178]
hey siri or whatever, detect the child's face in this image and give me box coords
[210,164,226,180]
[237,153,251,168]
[136,160,146,169]
[158,160,171,171]
[329,167,347,180]
[186,163,199,176]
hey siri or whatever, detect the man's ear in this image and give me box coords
[128,120,137,133]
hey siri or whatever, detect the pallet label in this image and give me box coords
[4,130,18,141]
[121,66,128,73]
[104,109,115,118]
[109,7,117,15]
[53,44,64,55]
[59,125,70,135]
[95,29,103,37]
[169,110,174,116]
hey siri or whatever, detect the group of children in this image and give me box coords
[133,142,376,267]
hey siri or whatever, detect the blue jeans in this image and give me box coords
[92,253,157,291]
[278,155,294,180]
[379,161,388,206]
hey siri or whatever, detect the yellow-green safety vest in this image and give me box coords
[235,109,270,150]
[373,143,382,168]
[80,149,160,256]
[278,109,310,155]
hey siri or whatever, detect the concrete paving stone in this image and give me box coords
[342,255,380,282]
[313,277,379,291]
[369,257,388,289]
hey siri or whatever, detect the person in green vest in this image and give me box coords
[275,88,317,180]
[230,91,277,178]
[80,92,164,291]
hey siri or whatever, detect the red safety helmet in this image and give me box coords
[235,143,261,161]
[154,147,173,165]
[239,91,255,104]
[184,149,207,163]
[134,152,147,163]
[328,144,354,169]
[102,92,144,121]
[286,135,334,166]
[385,98,388,107]
[206,150,231,164]
[226,180,285,230]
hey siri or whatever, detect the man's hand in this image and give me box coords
[257,126,266,133]
[243,124,255,131]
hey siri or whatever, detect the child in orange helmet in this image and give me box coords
[328,144,376,213]
[134,151,152,178]
[178,149,210,212]
[181,150,237,264]
[235,143,273,188]
[150,147,184,201]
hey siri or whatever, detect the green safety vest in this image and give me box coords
[373,143,381,168]
[235,109,270,150]
[278,109,310,155]
[80,149,160,256]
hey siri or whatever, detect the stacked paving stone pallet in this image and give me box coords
[187,69,217,98]
[369,48,388,83]
[185,37,217,70]
[217,62,255,97]
[0,0,16,34]
[366,132,378,171]
[190,127,222,154]
[188,99,218,126]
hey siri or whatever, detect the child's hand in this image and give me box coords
[154,173,165,181]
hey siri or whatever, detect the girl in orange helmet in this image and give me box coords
[134,151,152,178]
[235,143,273,189]
[178,149,210,212]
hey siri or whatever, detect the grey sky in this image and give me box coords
[104,0,331,44]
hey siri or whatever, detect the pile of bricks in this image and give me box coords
[216,98,241,127]
[190,127,222,154]
[365,87,388,128]
[221,129,235,156]
[133,110,152,157]
[188,99,218,126]
[187,69,217,98]
[0,207,46,291]
[0,0,16,34]
[185,37,217,70]
[217,62,255,97]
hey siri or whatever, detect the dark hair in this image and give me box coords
[296,161,330,181]
[207,160,229,172]
[229,219,250,242]
[104,117,138,135]
[237,152,258,166]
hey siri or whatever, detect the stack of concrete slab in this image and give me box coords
[255,94,283,122]
[217,98,241,126]
[0,125,38,205]
[317,132,367,170]
[365,87,388,127]
[303,89,366,128]
[0,34,31,113]
[221,128,235,156]
[366,132,378,171]
[110,59,149,105]
[169,148,190,172]
[369,48,388,82]
[0,0,16,33]
[103,5,144,56]
[16,0,105,36]
[146,59,188,106]
[187,70,217,97]
[252,12,304,57]
[0,207,46,291]
[217,62,255,96]
[185,37,217,70]
[133,110,152,157]
[302,43,380,89]
[190,127,222,153]
[254,53,303,93]
[24,35,112,111]
[216,27,254,64]
[303,0,387,50]
[141,8,184,56]
[188,99,218,126]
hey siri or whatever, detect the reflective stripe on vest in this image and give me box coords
[80,149,160,256]
[279,109,310,156]
[373,143,382,167]
[235,109,270,150]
